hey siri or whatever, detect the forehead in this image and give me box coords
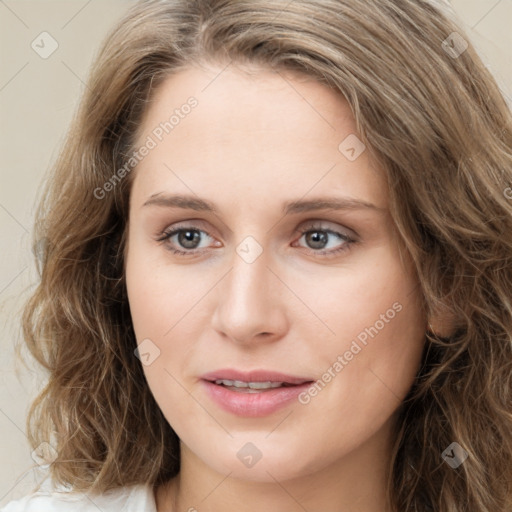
[130,64,387,211]
[138,63,357,144]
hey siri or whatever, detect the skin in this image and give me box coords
[125,63,430,512]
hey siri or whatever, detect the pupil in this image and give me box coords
[307,231,327,249]
[179,230,200,249]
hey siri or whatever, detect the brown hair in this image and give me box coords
[20,0,512,510]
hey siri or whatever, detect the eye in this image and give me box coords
[293,222,356,257]
[155,221,356,258]
[156,225,218,255]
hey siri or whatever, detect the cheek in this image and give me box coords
[308,244,425,410]
[125,248,201,419]
[125,235,202,339]
[310,244,422,343]
[125,239,213,394]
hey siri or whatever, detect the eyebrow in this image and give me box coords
[142,193,385,215]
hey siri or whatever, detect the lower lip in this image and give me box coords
[201,380,313,417]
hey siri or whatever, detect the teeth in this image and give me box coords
[214,379,285,389]
[248,381,284,389]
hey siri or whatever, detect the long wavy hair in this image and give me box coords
[20,0,512,510]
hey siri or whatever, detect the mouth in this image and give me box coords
[200,369,315,416]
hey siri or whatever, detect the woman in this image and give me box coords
[3,0,512,510]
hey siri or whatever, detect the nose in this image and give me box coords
[210,248,289,345]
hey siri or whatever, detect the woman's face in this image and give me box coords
[125,64,426,483]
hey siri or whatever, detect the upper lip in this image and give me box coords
[201,369,314,385]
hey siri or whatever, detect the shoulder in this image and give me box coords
[0,483,156,512]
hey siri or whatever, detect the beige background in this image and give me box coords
[0,0,511,504]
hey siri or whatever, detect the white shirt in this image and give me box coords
[0,484,157,511]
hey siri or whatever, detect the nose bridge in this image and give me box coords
[230,247,269,306]
[211,240,287,343]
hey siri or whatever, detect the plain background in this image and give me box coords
[0,0,511,504]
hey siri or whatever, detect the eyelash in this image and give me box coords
[156,222,356,259]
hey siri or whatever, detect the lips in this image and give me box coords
[200,369,315,417]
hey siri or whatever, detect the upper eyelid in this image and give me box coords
[163,218,354,232]
[297,221,353,234]
[162,221,351,235]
